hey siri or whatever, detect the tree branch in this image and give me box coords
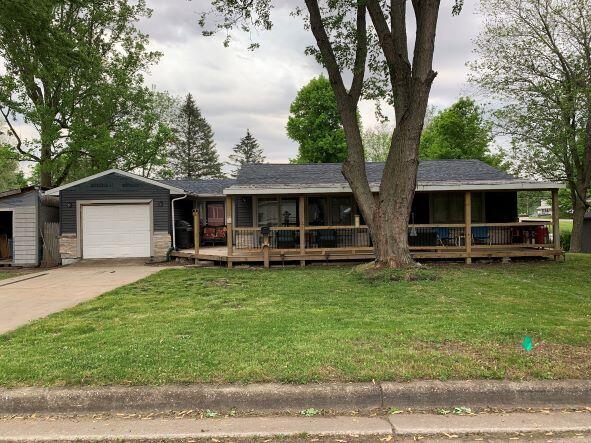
[366,0,412,119]
[349,3,367,104]
[303,0,349,105]
[410,0,440,86]
[0,107,40,161]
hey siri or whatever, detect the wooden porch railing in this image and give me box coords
[232,221,554,253]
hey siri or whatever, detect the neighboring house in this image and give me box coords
[0,186,59,266]
[536,199,552,217]
[45,160,564,266]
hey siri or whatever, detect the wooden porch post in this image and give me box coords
[299,196,306,267]
[192,209,200,256]
[551,188,561,258]
[465,191,472,264]
[226,196,233,268]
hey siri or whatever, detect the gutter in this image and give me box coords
[171,194,188,250]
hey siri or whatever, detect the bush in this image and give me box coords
[560,231,571,251]
[352,263,439,283]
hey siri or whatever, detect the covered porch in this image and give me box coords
[171,188,563,267]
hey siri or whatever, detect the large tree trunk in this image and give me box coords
[570,187,588,252]
[39,139,52,188]
[305,0,440,268]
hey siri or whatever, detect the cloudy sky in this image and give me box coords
[137,0,483,165]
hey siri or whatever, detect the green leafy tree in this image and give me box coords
[363,122,393,162]
[229,130,265,175]
[0,124,26,191]
[470,0,591,252]
[363,107,437,162]
[169,94,224,179]
[0,147,26,192]
[0,0,164,187]
[287,76,347,163]
[420,97,506,168]
[202,0,464,267]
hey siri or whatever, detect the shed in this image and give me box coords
[583,212,591,253]
[0,187,59,266]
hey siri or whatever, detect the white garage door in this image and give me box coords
[82,204,151,258]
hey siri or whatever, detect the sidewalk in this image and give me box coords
[1,411,590,442]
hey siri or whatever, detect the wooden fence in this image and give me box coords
[41,222,60,267]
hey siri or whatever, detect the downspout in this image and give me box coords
[171,194,188,250]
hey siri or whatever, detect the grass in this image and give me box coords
[560,219,573,234]
[0,270,26,281]
[1,255,591,387]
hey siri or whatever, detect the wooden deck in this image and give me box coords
[171,245,562,267]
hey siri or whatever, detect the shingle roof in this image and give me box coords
[160,178,236,196]
[235,160,516,186]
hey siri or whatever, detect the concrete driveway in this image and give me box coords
[0,262,164,334]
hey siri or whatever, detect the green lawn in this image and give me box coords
[560,219,573,234]
[0,270,25,281]
[1,255,591,387]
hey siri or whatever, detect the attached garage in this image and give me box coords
[81,204,152,259]
[46,170,185,263]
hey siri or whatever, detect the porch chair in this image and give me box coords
[317,229,337,248]
[434,227,455,246]
[276,229,298,249]
[471,226,491,245]
[202,226,227,246]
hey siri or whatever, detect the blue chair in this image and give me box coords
[472,226,490,245]
[435,227,454,246]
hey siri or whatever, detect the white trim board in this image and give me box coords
[45,169,185,196]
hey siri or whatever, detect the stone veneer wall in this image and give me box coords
[59,234,78,261]
[59,232,171,261]
[153,232,172,258]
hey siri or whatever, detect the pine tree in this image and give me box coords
[170,94,224,179]
[229,130,265,175]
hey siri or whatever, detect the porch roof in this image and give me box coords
[224,160,564,195]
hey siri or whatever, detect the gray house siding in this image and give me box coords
[60,172,171,235]
[0,190,39,266]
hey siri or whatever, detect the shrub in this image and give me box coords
[353,263,439,283]
[560,231,571,251]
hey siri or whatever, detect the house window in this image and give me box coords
[257,198,279,227]
[206,202,225,227]
[280,198,298,226]
[307,197,327,226]
[431,193,464,224]
[330,196,353,225]
[471,192,484,223]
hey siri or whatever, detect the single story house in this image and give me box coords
[0,186,59,267]
[536,199,552,217]
[45,160,564,266]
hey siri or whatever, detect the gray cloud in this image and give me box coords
[139,0,483,163]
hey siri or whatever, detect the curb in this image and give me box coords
[1,380,591,415]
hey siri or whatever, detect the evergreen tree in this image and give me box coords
[229,130,265,175]
[170,94,223,179]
